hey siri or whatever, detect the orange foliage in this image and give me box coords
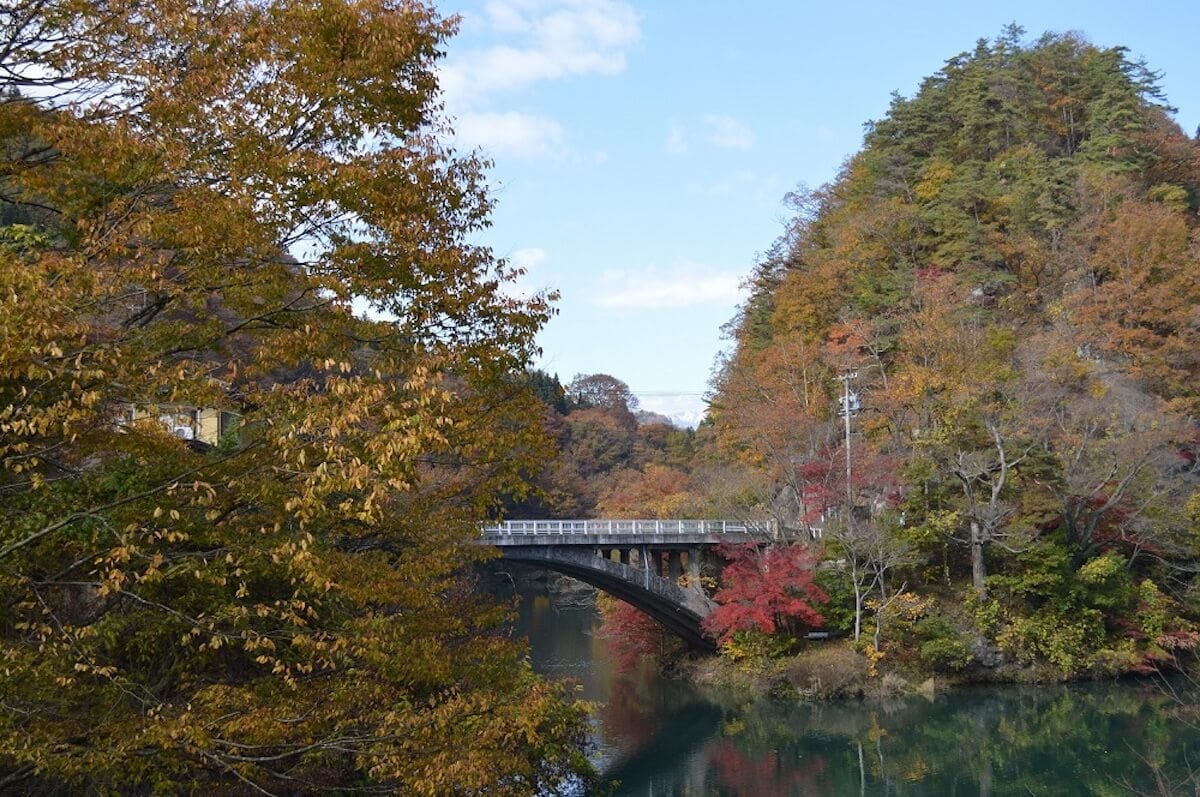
[595,464,696,519]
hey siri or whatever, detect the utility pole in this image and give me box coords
[838,371,858,506]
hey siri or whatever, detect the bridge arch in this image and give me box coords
[483,519,776,653]
[497,546,717,652]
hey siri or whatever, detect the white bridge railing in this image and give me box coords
[481,519,774,536]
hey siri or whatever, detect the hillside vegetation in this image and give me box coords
[562,27,1200,682]
[702,26,1200,679]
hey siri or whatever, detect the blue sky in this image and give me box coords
[436,0,1200,424]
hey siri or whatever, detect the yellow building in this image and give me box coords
[119,405,240,447]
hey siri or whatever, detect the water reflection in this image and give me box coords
[515,593,1200,796]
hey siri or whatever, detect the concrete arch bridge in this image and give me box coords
[481,519,773,652]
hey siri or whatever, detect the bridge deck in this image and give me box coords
[481,519,772,547]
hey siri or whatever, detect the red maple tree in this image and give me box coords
[598,599,671,671]
[702,543,827,642]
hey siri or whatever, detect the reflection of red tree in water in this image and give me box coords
[598,599,670,672]
[596,675,659,751]
[710,738,828,797]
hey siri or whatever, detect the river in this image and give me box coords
[515,591,1200,796]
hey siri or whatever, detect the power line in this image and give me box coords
[630,390,709,397]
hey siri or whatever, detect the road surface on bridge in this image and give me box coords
[481,518,773,546]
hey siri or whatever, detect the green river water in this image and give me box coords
[515,592,1200,796]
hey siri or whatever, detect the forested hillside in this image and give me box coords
[704,27,1200,678]
[507,371,714,518]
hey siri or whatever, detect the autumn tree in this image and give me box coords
[517,371,708,519]
[566,372,639,419]
[1068,192,1200,413]
[709,338,838,536]
[1018,331,1198,564]
[823,516,914,642]
[0,1,592,793]
[702,543,827,643]
[597,597,677,672]
[595,463,697,519]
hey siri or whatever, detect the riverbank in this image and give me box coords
[517,592,1200,795]
[677,638,1198,706]
[494,566,1196,703]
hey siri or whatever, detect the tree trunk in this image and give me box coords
[853,586,863,642]
[970,519,987,595]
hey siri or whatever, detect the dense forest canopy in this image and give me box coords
[702,25,1200,675]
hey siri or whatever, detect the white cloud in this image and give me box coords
[592,261,743,310]
[483,0,532,33]
[454,111,566,159]
[498,246,552,301]
[440,0,641,109]
[665,124,688,155]
[510,246,547,272]
[703,114,754,150]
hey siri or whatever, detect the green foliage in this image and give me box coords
[720,629,799,666]
[986,541,1134,619]
[1138,579,1172,641]
[995,606,1106,674]
[901,508,961,554]
[1187,492,1200,553]
[524,369,569,415]
[0,223,47,256]
[913,615,974,671]
[1147,182,1190,210]
[1076,552,1134,611]
[812,568,858,634]
[213,416,242,454]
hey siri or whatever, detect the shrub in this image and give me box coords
[914,615,973,672]
[786,644,868,698]
[721,629,798,667]
[812,568,857,634]
[995,607,1105,675]
[1076,552,1133,611]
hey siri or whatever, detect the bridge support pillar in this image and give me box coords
[687,547,700,580]
[668,550,682,579]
